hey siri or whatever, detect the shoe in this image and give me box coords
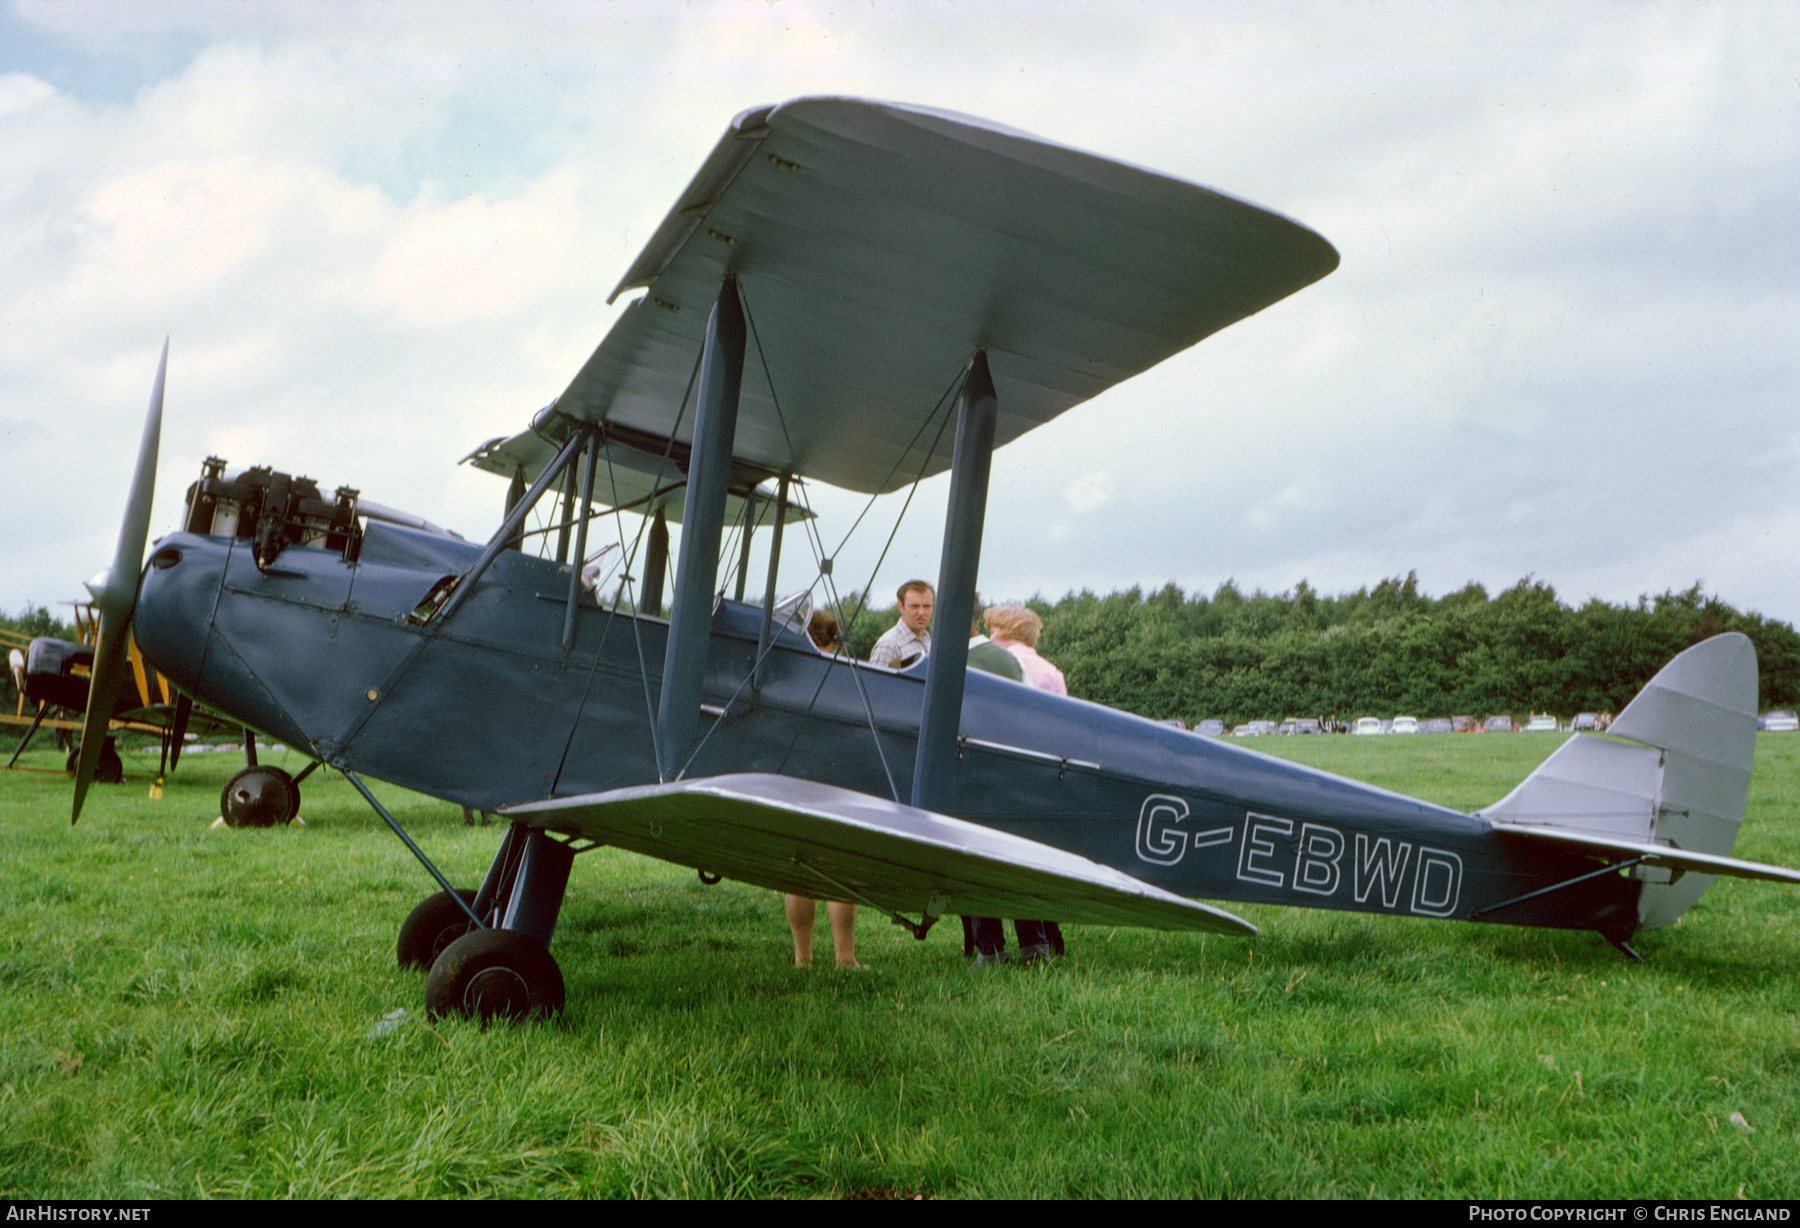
[1017,943,1054,965]
[970,950,1011,968]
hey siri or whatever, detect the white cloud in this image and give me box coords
[1062,471,1114,515]
[2,0,1798,634]
[368,170,582,327]
[0,71,53,117]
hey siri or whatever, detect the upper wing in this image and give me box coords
[461,425,814,528]
[507,772,1257,936]
[491,97,1338,495]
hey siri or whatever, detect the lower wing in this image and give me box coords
[506,773,1256,936]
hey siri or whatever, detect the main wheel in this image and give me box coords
[220,764,299,827]
[426,929,565,1023]
[397,889,480,970]
[68,737,124,783]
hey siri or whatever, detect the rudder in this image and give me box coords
[1479,633,1758,930]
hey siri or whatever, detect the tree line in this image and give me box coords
[12,574,1799,732]
[845,574,1800,726]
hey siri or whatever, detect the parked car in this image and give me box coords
[1193,719,1227,737]
[1277,720,1297,736]
[1391,716,1419,735]
[1451,715,1476,733]
[1484,715,1515,733]
[1571,712,1599,732]
[1352,717,1383,735]
[1523,714,1559,733]
[1420,717,1453,734]
[1764,710,1799,733]
[1293,718,1323,735]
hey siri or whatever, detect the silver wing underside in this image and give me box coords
[507,773,1257,936]
[462,427,813,526]
[486,96,1339,495]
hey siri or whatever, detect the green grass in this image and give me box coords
[4,735,1800,1197]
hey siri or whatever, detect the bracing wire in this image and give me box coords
[600,335,707,781]
[678,287,971,799]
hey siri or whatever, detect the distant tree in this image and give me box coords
[1018,577,1800,725]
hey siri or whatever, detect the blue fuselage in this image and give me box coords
[134,521,1642,935]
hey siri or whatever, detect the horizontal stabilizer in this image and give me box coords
[1491,822,1800,888]
[507,773,1256,937]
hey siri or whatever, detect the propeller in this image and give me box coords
[72,339,166,824]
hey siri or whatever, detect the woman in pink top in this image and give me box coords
[972,604,1066,965]
[984,604,1066,696]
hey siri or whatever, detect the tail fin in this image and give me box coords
[1479,633,1758,929]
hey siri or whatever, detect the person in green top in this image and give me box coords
[962,604,1060,966]
[966,606,1024,683]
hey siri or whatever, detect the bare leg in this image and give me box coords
[785,894,816,966]
[827,901,862,969]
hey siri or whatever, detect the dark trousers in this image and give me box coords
[967,917,1049,954]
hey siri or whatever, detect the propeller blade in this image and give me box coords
[73,339,166,824]
[168,692,193,772]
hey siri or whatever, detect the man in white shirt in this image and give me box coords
[867,580,934,669]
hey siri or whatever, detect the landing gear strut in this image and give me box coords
[373,811,576,1022]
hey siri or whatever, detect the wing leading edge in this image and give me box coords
[461,423,814,527]
[506,773,1257,937]
[513,97,1338,495]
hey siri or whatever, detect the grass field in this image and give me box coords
[3,733,1799,1198]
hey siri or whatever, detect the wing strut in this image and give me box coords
[732,486,759,603]
[640,507,668,614]
[437,426,591,627]
[560,429,601,652]
[656,275,746,781]
[753,474,791,692]
[911,352,998,812]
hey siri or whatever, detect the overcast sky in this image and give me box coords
[3,0,1796,629]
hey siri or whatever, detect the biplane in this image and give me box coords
[72,98,1800,1020]
[6,602,270,801]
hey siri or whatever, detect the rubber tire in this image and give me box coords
[220,764,299,827]
[68,737,124,784]
[97,738,124,784]
[397,889,480,971]
[426,929,565,1023]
